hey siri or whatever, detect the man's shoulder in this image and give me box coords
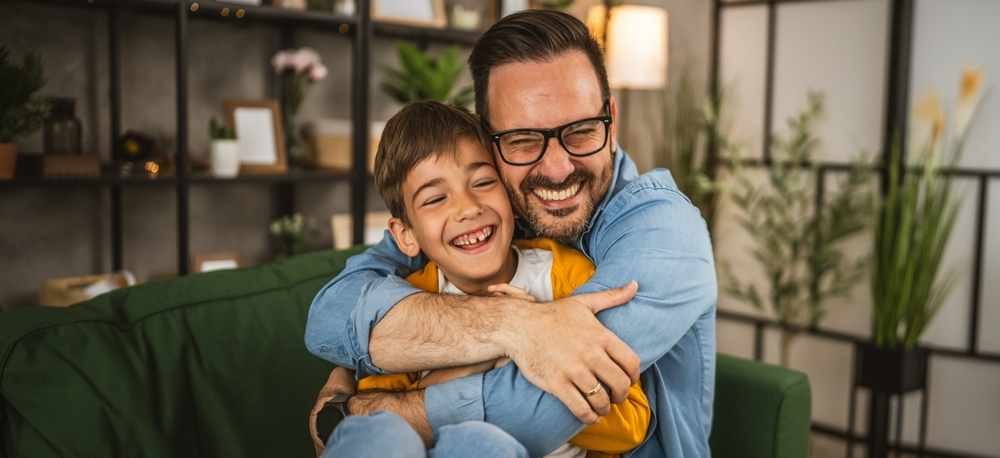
[605,168,694,215]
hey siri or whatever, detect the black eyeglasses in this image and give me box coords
[484,99,612,166]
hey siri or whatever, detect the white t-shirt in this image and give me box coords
[438,245,586,458]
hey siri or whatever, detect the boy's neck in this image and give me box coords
[441,247,518,296]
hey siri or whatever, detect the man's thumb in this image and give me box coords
[588,281,638,314]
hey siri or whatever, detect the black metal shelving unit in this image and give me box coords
[1,0,483,276]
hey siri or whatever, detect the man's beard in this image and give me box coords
[504,162,613,242]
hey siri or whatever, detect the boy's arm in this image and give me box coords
[568,381,650,454]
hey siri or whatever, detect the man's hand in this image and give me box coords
[500,281,640,425]
[310,367,356,457]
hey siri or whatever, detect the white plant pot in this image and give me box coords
[211,140,240,178]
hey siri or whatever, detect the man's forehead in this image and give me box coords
[486,52,605,129]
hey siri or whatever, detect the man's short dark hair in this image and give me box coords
[373,101,492,226]
[468,9,611,127]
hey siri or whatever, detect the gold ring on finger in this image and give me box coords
[586,382,602,397]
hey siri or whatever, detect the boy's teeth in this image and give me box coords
[454,226,492,246]
[533,182,581,202]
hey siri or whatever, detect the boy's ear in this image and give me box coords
[388,217,422,257]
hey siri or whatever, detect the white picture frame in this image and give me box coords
[372,0,447,28]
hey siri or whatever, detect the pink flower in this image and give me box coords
[309,63,328,81]
[290,47,322,73]
[271,50,294,73]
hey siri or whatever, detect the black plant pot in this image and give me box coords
[858,342,930,394]
[855,342,931,458]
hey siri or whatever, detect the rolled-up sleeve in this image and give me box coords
[305,232,428,378]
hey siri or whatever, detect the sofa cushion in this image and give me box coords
[710,354,812,458]
[0,247,364,458]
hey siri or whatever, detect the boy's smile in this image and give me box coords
[388,138,517,295]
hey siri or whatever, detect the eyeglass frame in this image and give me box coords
[482,98,613,166]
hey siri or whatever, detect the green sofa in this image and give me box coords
[0,248,811,457]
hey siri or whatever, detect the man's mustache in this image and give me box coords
[519,169,594,194]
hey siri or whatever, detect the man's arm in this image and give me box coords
[307,230,641,416]
[421,181,717,456]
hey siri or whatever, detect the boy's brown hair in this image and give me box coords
[374,101,493,226]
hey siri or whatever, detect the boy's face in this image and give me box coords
[389,138,516,292]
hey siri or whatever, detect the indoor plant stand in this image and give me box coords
[846,342,931,458]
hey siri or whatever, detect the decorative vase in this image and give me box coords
[284,110,305,167]
[0,143,18,179]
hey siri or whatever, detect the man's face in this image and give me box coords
[486,50,617,242]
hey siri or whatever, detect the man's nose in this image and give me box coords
[535,137,574,184]
[453,191,484,221]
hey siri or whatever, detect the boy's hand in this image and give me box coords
[488,283,536,302]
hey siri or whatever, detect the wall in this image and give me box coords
[0,1,710,311]
[714,0,1000,456]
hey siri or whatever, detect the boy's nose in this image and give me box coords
[453,192,484,221]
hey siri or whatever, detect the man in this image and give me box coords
[306,10,717,458]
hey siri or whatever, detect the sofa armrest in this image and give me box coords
[710,354,812,458]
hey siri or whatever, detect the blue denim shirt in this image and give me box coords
[306,149,717,458]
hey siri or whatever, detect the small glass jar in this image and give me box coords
[44,98,83,155]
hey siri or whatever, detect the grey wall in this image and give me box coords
[0,1,712,311]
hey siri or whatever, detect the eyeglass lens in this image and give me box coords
[497,119,608,165]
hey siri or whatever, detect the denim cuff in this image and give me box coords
[348,276,423,379]
[424,372,485,430]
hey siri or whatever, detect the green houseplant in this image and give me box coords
[655,66,728,237]
[859,64,986,458]
[380,42,474,106]
[723,92,871,367]
[0,44,51,178]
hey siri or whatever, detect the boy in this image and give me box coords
[323,101,649,458]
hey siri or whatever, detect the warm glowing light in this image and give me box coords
[190,3,198,12]
[339,24,349,34]
[587,5,668,90]
[144,162,160,174]
[221,7,229,17]
[236,8,245,18]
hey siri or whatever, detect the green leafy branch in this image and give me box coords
[381,42,474,107]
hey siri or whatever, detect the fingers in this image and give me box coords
[605,335,641,386]
[488,283,537,302]
[587,346,636,404]
[552,382,601,425]
[575,377,612,417]
[583,281,638,314]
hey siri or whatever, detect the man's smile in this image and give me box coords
[532,182,582,203]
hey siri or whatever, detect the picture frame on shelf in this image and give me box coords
[372,0,447,28]
[225,99,287,175]
[191,252,246,273]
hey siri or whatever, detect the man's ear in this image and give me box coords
[608,95,619,152]
[388,217,422,257]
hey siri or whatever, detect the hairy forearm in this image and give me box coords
[348,390,432,447]
[369,292,522,372]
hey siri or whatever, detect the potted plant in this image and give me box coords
[380,41,474,106]
[859,62,986,458]
[723,92,871,367]
[655,65,729,239]
[0,44,51,179]
[270,212,319,260]
[209,117,238,178]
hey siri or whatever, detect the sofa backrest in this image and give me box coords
[0,247,364,458]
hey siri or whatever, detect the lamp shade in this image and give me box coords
[589,5,668,90]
